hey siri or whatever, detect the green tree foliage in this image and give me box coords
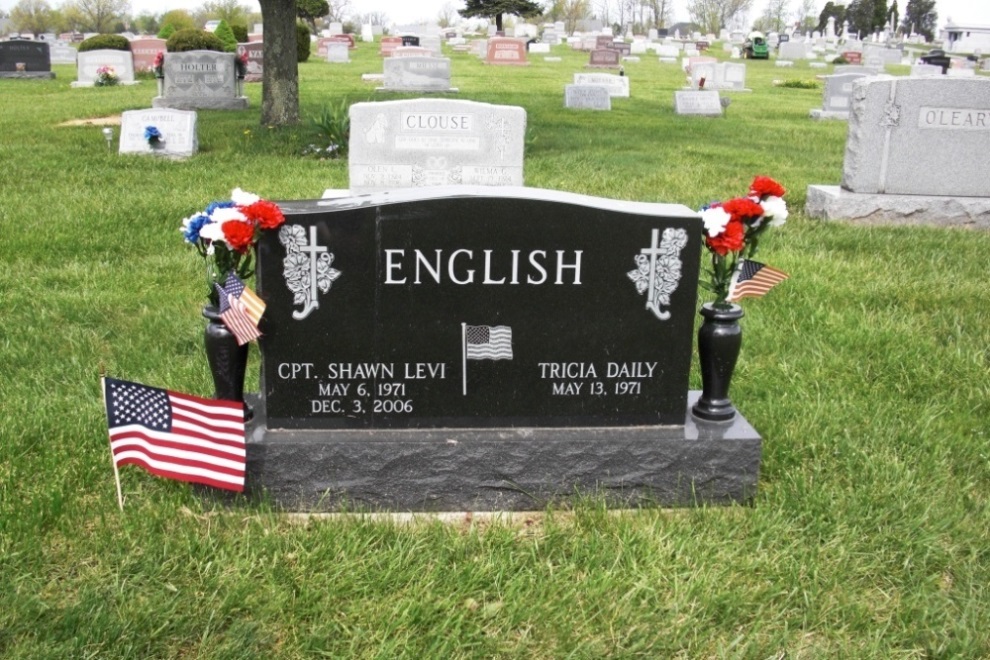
[845,0,889,36]
[71,0,128,33]
[78,33,129,50]
[871,0,889,32]
[459,0,542,33]
[10,0,56,36]
[686,0,754,35]
[202,0,247,26]
[166,28,225,52]
[900,0,936,39]
[752,0,788,34]
[297,0,329,33]
[158,23,176,39]
[214,19,238,51]
[159,9,197,33]
[816,1,845,33]
[134,12,159,35]
[231,23,248,42]
[296,21,311,62]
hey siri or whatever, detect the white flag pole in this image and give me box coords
[461,323,467,397]
[100,376,125,511]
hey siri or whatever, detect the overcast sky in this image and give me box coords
[2,0,988,32]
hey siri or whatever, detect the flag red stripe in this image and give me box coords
[112,444,246,479]
[171,412,245,441]
[169,389,244,414]
[109,429,245,461]
[170,400,244,427]
[115,456,244,492]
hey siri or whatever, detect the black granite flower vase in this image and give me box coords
[202,305,249,415]
[692,303,744,422]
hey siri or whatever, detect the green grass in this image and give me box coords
[1,44,989,657]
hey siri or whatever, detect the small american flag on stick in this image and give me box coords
[103,377,246,494]
[727,260,789,303]
[215,272,264,345]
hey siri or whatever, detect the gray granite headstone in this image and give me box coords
[674,90,723,116]
[153,50,248,110]
[833,64,879,75]
[910,63,943,77]
[326,42,350,63]
[778,41,808,59]
[573,72,629,97]
[0,40,54,78]
[119,108,198,158]
[380,56,455,92]
[49,43,78,66]
[73,49,135,86]
[810,72,871,120]
[842,77,990,197]
[565,84,611,109]
[348,99,525,193]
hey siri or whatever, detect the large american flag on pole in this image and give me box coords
[727,260,789,303]
[103,377,246,492]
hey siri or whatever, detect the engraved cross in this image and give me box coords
[294,226,327,320]
[640,228,670,321]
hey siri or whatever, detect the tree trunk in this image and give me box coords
[495,13,503,32]
[259,0,300,127]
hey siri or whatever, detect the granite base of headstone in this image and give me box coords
[119,108,198,158]
[806,77,990,226]
[805,185,990,227]
[246,187,761,512]
[152,50,248,110]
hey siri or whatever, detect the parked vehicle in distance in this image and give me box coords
[744,31,769,59]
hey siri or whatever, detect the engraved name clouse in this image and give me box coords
[627,228,688,320]
[279,225,341,320]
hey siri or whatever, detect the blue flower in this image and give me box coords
[182,213,211,243]
[205,200,236,215]
[144,125,162,144]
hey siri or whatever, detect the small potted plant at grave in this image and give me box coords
[180,189,286,410]
[693,176,789,422]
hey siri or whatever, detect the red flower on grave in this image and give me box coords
[720,197,766,226]
[242,199,285,230]
[704,217,746,256]
[222,220,256,254]
[749,176,786,200]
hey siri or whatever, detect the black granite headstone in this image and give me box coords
[401,35,420,47]
[249,187,761,511]
[0,40,55,78]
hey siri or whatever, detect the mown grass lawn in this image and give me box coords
[1,42,988,657]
